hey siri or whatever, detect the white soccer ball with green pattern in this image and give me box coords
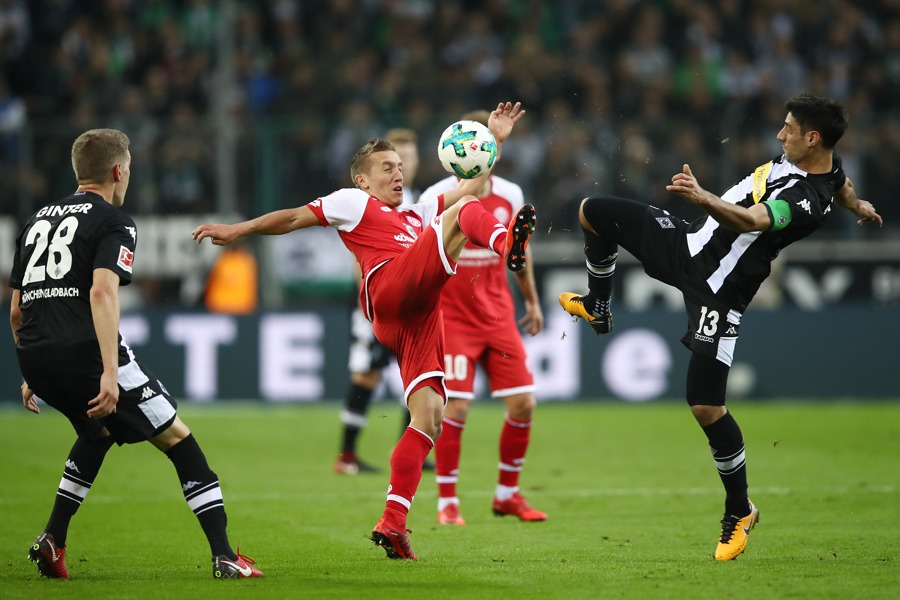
[437,120,497,179]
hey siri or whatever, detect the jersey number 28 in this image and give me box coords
[23,217,79,284]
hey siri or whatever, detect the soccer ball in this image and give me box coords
[437,120,497,179]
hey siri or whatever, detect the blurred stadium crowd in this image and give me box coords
[1,0,898,235]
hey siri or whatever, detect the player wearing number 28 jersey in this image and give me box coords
[12,194,137,377]
[10,128,261,580]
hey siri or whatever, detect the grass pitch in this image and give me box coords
[0,400,897,599]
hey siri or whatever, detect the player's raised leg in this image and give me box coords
[442,197,536,270]
[558,198,617,334]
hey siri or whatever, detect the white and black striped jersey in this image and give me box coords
[684,153,846,311]
[10,191,137,373]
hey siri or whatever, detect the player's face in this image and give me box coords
[777,112,811,166]
[360,150,405,207]
[392,142,419,187]
[111,151,132,207]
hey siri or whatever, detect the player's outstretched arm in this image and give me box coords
[666,163,771,233]
[193,205,319,245]
[834,176,882,227]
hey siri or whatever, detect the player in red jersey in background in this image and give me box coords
[420,110,546,526]
[193,102,535,560]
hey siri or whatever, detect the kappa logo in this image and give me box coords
[656,217,675,229]
[725,326,738,336]
[125,225,136,240]
[65,459,81,473]
[182,480,203,492]
[798,199,812,214]
[140,386,154,400]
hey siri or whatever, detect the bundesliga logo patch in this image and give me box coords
[656,217,675,229]
[117,246,134,273]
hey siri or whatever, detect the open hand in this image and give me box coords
[192,223,238,246]
[488,102,525,144]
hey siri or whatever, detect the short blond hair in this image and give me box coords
[349,138,396,184]
[71,128,130,184]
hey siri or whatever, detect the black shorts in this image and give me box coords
[582,196,741,366]
[347,306,393,373]
[25,358,178,445]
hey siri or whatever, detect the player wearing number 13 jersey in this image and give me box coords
[10,128,262,580]
[559,94,882,561]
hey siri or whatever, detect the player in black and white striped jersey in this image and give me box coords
[560,93,881,561]
[10,128,262,580]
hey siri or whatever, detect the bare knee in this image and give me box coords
[505,393,536,421]
[407,386,446,440]
[444,397,471,422]
[149,416,191,451]
[690,405,727,427]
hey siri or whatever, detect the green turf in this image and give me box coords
[1,400,897,599]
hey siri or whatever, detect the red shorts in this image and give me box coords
[368,223,456,402]
[442,317,535,399]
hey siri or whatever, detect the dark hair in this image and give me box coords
[71,128,130,183]
[784,93,848,149]
[349,138,396,184]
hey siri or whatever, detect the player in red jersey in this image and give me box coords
[192,102,535,560]
[420,110,546,526]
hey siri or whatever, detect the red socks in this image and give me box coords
[435,417,465,500]
[457,200,506,255]
[498,415,532,488]
[384,427,434,525]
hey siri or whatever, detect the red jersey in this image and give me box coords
[419,176,524,329]
[307,188,443,317]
